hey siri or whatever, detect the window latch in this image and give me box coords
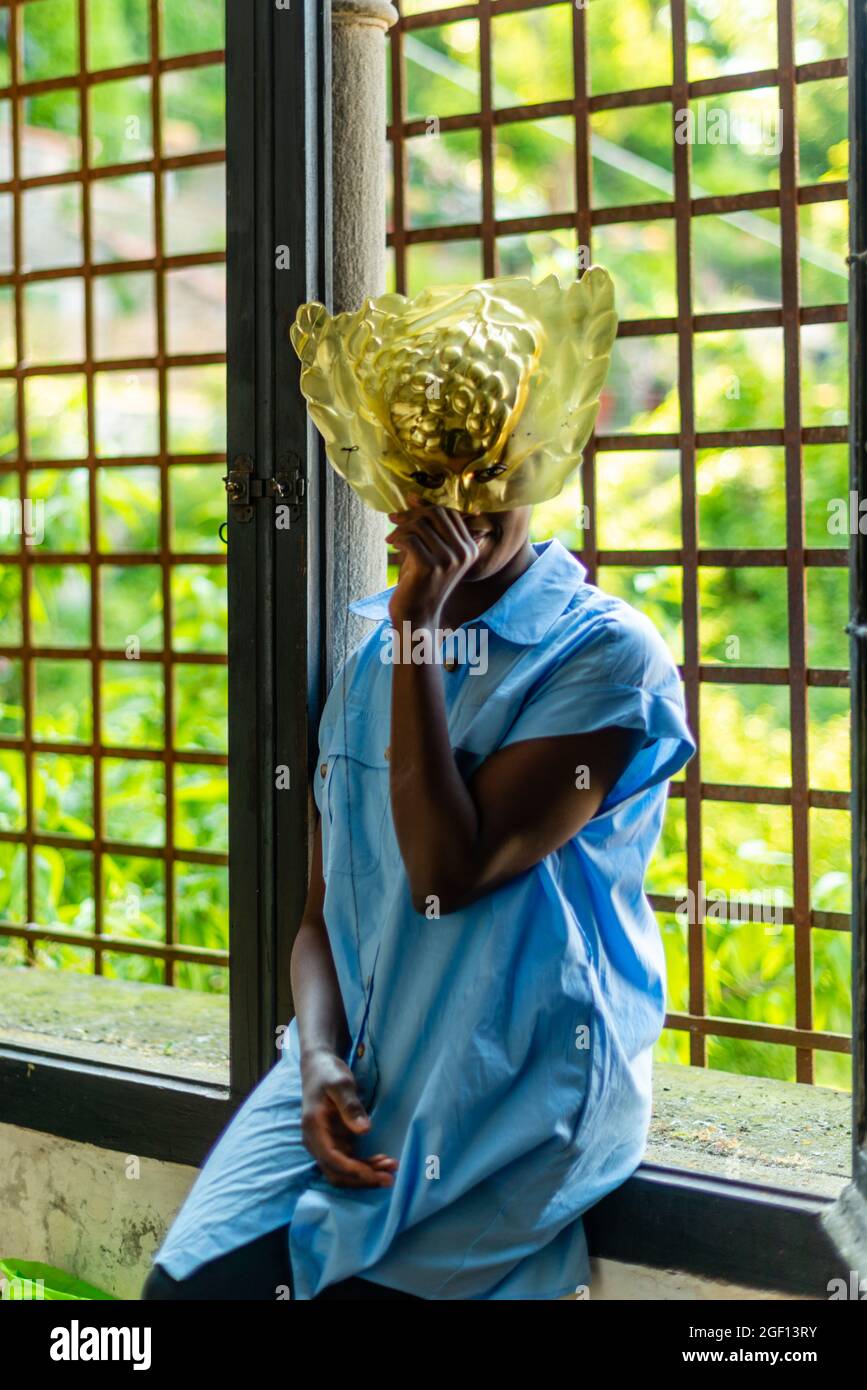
[223,454,305,525]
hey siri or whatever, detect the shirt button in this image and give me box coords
[320,762,328,778]
[383,746,390,761]
[356,1043,366,1059]
[444,660,459,673]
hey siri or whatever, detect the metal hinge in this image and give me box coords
[223,454,305,524]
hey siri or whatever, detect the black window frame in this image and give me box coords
[0,0,865,1300]
[0,0,331,1169]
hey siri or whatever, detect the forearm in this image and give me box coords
[389,634,482,908]
[390,650,647,914]
[290,920,349,1061]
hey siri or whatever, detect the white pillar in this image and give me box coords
[329,0,398,670]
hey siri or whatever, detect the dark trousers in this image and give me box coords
[141,1226,424,1301]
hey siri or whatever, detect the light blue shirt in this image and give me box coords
[156,539,696,1299]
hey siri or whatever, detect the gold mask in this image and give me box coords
[290,269,617,514]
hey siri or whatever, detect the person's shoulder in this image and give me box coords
[553,585,680,692]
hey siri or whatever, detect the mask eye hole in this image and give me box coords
[472,462,507,483]
[409,469,446,489]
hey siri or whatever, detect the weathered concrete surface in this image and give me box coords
[0,966,229,1084]
[0,1057,846,1298]
[0,967,849,1295]
[648,1061,850,1198]
[586,1259,809,1301]
[0,1118,806,1303]
[0,968,849,1191]
[0,1122,195,1300]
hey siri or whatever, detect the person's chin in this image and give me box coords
[463,532,498,579]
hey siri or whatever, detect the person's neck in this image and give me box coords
[441,540,537,629]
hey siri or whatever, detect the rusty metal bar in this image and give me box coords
[666,1011,851,1054]
[389,66,847,128]
[594,426,848,449]
[0,920,228,968]
[777,0,813,1082]
[389,1,407,292]
[649,892,851,931]
[0,148,225,198]
[388,176,847,243]
[572,0,596,585]
[0,829,227,864]
[6,550,228,566]
[0,48,223,102]
[0,645,227,663]
[7,3,35,965]
[479,0,495,278]
[149,0,176,985]
[0,739,226,764]
[0,251,226,289]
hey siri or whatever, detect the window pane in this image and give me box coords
[94,271,158,360]
[161,64,225,156]
[103,757,165,846]
[100,564,163,650]
[88,0,150,70]
[21,89,81,178]
[166,265,226,356]
[34,659,92,742]
[91,173,155,264]
[101,659,164,748]
[25,375,88,460]
[404,21,480,122]
[22,0,79,82]
[24,278,86,366]
[94,369,160,457]
[31,565,91,647]
[90,77,153,168]
[1,0,227,1085]
[493,5,573,106]
[98,465,160,552]
[23,185,83,271]
[161,0,225,58]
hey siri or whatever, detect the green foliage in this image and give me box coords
[0,1,853,1091]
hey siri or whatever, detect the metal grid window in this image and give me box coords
[0,1,228,995]
[387,0,850,1085]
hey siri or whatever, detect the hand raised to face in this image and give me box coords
[386,495,482,628]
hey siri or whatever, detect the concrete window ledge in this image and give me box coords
[0,966,854,1299]
[647,1061,849,1199]
[0,966,850,1198]
[0,966,229,1086]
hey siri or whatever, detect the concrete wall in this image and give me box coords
[1,1122,803,1301]
[0,1123,195,1301]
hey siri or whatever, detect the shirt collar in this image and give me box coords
[348,538,588,646]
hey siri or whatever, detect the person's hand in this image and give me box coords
[299,1047,397,1189]
[386,495,479,628]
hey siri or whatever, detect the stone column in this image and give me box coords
[329,0,398,672]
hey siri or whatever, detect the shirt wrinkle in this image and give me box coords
[155,537,696,1300]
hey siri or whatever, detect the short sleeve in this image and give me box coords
[500,608,696,809]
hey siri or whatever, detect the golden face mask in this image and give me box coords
[290,269,617,514]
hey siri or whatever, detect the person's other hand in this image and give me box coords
[299,1048,397,1189]
[386,495,479,628]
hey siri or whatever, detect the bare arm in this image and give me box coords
[391,653,642,914]
[386,501,643,915]
[290,821,349,1062]
[290,820,397,1187]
